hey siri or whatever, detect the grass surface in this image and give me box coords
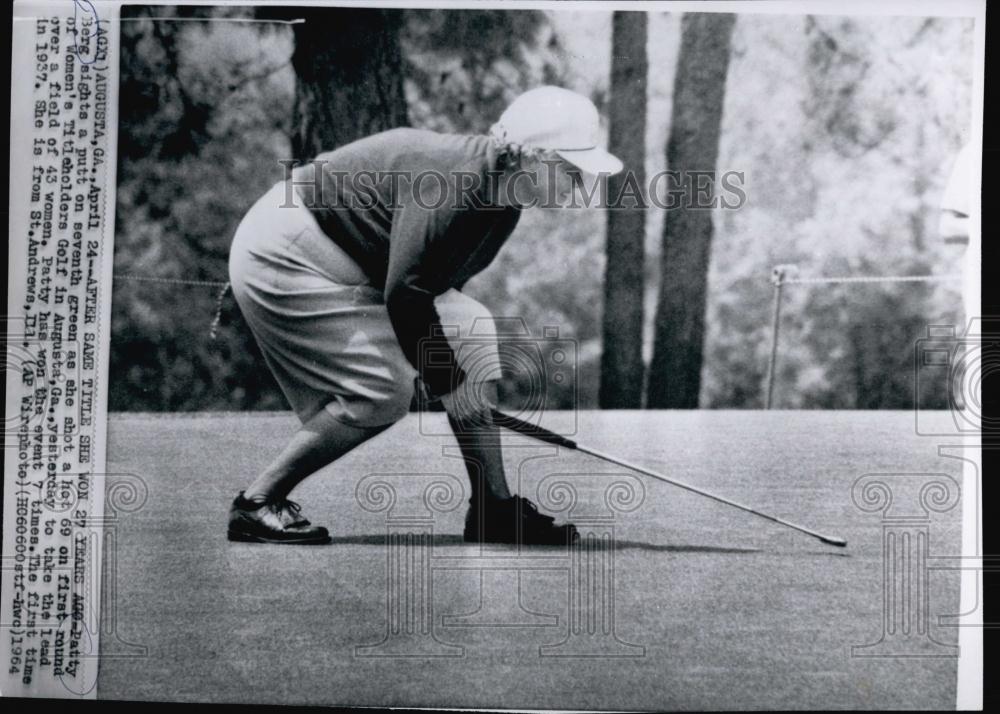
[99,410,965,709]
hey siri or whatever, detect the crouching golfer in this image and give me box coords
[227,86,623,545]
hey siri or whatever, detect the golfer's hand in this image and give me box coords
[440,383,496,426]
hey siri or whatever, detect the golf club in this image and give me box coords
[490,408,848,548]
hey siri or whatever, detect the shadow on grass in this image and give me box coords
[322,534,848,556]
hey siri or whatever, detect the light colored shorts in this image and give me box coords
[228,180,501,427]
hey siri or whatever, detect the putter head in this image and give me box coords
[819,535,848,548]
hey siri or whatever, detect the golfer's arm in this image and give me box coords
[385,207,468,399]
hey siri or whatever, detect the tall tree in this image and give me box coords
[647,12,737,409]
[599,11,648,409]
[259,7,410,161]
[402,9,560,134]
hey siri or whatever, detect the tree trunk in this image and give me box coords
[599,11,648,409]
[647,12,736,409]
[289,8,409,161]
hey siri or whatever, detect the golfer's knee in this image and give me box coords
[442,378,498,424]
[325,379,413,428]
[478,379,499,408]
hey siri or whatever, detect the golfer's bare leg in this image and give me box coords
[243,408,392,502]
[443,380,511,502]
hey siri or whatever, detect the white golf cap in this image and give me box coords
[491,86,624,176]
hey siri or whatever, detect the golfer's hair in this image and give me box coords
[489,122,545,171]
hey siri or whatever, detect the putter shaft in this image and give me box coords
[576,443,846,546]
[491,409,847,548]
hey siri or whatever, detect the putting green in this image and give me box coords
[99,410,965,709]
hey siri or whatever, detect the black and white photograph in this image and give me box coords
[3,0,987,708]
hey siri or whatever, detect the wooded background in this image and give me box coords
[110,5,974,412]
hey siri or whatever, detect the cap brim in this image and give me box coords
[556,147,624,176]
